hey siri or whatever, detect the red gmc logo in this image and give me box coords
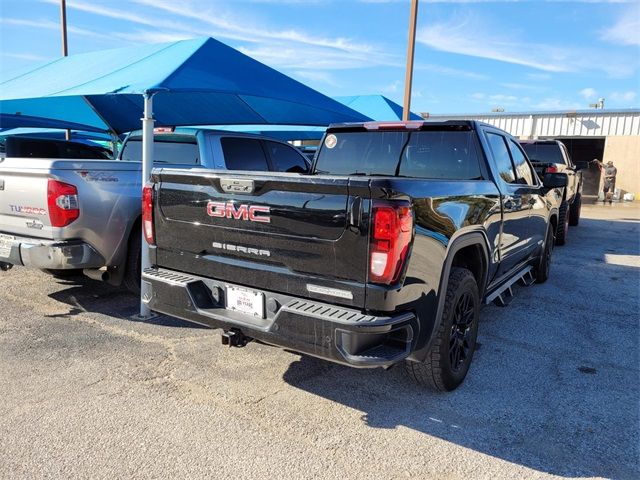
[206,201,271,223]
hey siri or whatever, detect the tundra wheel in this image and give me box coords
[555,202,569,246]
[405,267,479,391]
[123,230,141,295]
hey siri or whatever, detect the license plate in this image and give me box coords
[0,234,15,258]
[226,286,265,318]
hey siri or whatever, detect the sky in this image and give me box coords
[0,0,639,115]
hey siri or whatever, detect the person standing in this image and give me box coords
[603,161,617,204]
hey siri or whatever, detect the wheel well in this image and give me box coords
[450,243,486,294]
[129,216,141,244]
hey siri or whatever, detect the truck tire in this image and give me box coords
[405,267,479,391]
[535,224,554,284]
[569,193,581,226]
[555,202,569,246]
[123,231,141,295]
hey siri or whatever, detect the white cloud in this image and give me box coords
[292,70,340,87]
[1,16,115,40]
[600,8,640,46]
[580,87,597,100]
[1,52,50,62]
[609,90,637,103]
[381,80,402,93]
[415,62,488,80]
[417,16,569,73]
[417,13,637,78]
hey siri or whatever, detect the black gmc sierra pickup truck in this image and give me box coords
[142,121,567,391]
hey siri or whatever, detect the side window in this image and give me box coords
[221,137,269,171]
[486,132,517,184]
[508,140,535,186]
[264,141,308,173]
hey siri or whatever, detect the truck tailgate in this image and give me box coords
[0,164,55,239]
[152,169,370,308]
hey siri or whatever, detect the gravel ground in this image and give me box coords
[1,202,638,480]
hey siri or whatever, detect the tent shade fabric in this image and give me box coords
[334,95,422,121]
[0,113,107,132]
[0,37,370,133]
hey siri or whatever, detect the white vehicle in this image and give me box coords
[0,128,310,292]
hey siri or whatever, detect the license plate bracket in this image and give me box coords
[226,286,265,318]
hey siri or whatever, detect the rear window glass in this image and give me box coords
[315,130,482,180]
[520,143,566,165]
[120,136,199,165]
[221,137,269,171]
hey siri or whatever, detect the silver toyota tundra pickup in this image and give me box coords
[0,128,311,293]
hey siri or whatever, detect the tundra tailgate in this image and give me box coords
[153,169,370,308]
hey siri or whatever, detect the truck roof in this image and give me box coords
[326,120,482,132]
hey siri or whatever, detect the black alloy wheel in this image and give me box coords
[449,291,475,373]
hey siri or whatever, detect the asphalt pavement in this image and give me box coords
[1,202,638,480]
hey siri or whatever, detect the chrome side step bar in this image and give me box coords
[484,266,535,307]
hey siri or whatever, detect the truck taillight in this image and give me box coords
[369,201,413,285]
[142,183,155,245]
[47,179,79,227]
[545,165,558,174]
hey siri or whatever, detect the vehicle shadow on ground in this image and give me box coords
[46,275,206,329]
[283,216,639,479]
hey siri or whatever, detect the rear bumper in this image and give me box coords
[143,267,417,368]
[0,233,104,270]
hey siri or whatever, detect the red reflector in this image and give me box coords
[142,183,154,245]
[545,165,558,174]
[153,126,174,133]
[47,179,79,227]
[369,201,413,284]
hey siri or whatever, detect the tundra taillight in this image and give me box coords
[47,179,79,227]
[369,201,413,284]
[142,183,154,245]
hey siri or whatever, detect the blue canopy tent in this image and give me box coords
[334,95,422,121]
[0,36,369,316]
[0,113,107,133]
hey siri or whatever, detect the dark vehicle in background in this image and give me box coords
[519,139,583,245]
[143,121,566,391]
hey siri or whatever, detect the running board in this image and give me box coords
[485,266,535,307]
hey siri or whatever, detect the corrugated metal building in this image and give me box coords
[428,109,640,198]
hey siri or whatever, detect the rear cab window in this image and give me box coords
[120,134,200,165]
[314,127,482,180]
[520,143,567,165]
[220,137,269,171]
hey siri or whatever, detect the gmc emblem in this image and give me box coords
[207,201,271,223]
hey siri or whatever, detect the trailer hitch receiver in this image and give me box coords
[221,329,251,348]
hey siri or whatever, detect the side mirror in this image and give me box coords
[543,172,568,189]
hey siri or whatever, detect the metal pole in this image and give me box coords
[60,0,68,56]
[60,0,71,141]
[139,92,154,318]
[402,0,419,121]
